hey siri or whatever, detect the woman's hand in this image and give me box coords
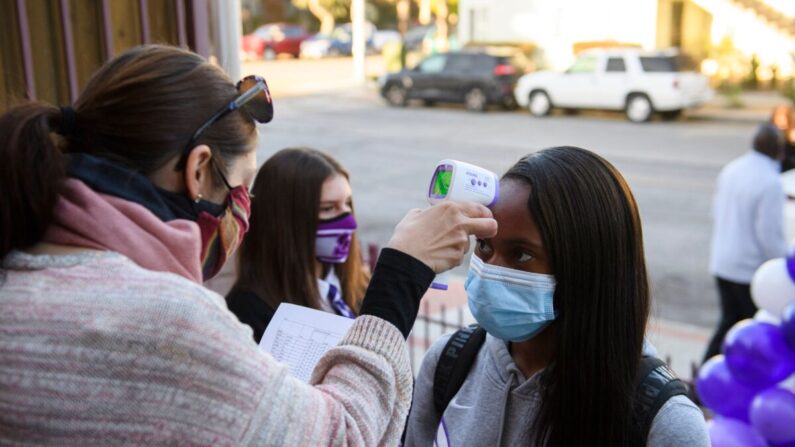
[387,202,498,274]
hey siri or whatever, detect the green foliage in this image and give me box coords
[707,36,745,84]
[718,80,744,109]
[290,0,403,29]
[745,54,760,89]
[783,78,795,104]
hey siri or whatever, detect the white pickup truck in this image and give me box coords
[514,49,714,122]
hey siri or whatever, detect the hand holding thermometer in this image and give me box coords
[427,159,499,290]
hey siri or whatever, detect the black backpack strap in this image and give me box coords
[631,356,690,446]
[432,324,487,415]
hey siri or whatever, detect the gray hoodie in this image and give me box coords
[404,333,710,447]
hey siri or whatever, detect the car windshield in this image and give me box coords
[417,55,446,73]
[567,56,598,74]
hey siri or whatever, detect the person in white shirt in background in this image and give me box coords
[704,123,788,362]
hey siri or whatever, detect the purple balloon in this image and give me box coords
[723,320,795,387]
[750,388,795,445]
[783,302,795,352]
[708,417,768,447]
[696,355,758,421]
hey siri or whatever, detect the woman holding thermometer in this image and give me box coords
[0,45,497,445]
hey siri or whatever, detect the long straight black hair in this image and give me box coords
[503,147,650,447]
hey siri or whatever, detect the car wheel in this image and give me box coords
[423,99,436,107]
[625,94,653,123]
[528,90,552,116]
[264,48,277,60]
[660,109,683,121]
[464,87,487,112]
[385,84,407,107]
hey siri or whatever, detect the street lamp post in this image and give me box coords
[213,0,242,80]
[352,0,366,83]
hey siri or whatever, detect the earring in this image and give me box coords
[194,193,203,204]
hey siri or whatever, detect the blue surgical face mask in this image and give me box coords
[465,255,557,342]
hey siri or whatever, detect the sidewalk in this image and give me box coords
[690,90,790,123]
[242,56,385,99]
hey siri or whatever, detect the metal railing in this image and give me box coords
[407,301,469,373]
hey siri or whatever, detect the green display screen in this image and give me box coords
[432,169,452,197]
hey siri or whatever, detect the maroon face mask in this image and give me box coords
[196,185,251,280]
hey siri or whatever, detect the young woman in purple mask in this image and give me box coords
[227,147,370,342]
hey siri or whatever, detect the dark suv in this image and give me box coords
[380,51,522,112]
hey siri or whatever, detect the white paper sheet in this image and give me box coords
[258,303,354,383]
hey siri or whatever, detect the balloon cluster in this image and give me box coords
[697,257,795,446]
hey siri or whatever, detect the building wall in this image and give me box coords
[1,0,216,113]
[692,0,795,78]
[656,0,713,62]
[762,0,794,18]
[458,0,658,69]
[459,0,793,76]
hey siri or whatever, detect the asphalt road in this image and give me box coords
[246,83,770,329]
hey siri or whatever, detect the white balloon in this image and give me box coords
[751,258,795,317]
[755,308,783,325]
[781,372,795,391]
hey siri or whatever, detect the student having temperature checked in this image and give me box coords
[404,147,708,447]
[428,160,499,290]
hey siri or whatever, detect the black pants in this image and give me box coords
[782,143,795,172]
[703,277,758,363]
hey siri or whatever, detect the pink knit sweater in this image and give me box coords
[0,250,412,445]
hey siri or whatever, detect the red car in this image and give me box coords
[241,23,310,60]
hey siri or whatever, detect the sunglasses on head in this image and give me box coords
[175,75,273,191]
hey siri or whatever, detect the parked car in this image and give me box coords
[300,22,376,59]
[403,25,435,52]
[514,48,714,122]
[241,23,310,60]
[379,51,522,112]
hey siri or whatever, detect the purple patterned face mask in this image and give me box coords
[316,212,358,263]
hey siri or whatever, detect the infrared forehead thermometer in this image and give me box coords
[428,160,499,206]
[427,159,500,290]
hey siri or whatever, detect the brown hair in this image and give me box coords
[753,123,784,159]
[231,147,370,313]
[771,104,795,144]
[0,44,257,258]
